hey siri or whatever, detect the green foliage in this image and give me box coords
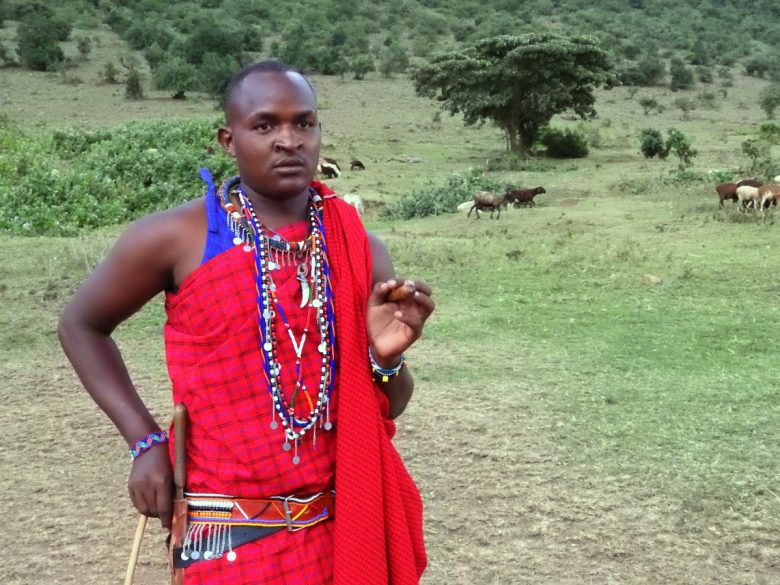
[666,128,697,170]
[380,170,507,220]
[412,33,615,153]
[672,97,696,119]
[125,69,144,100]
[153,57,197,99]
[696,91,718,110]
[351,55,374,80]
[759,83,780,119]
[538,126,589,158]
[639,128,669,159]
[102,61,119,84]
[378,42,409,78]
[16,12,70,71]
[744,53,778,78]
[757,122,780,144]
[619,54,665,86]
[76,36,91,60]
[0,119,234,235]
[639,96,662,115]
[669,57,694,91]
[696,66,713,83]
[739,138,780,178]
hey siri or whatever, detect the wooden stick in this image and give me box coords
[388,283,415,302]
[124,514,148,585]
[173,403,187,500]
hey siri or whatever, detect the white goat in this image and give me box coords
[736,185,761,210]
[342,193,365,216]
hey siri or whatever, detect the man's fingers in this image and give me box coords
[411,280,433,297]
[157,481,173,529]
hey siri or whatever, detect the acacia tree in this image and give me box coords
[411,34,615,153]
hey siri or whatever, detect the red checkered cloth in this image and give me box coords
[164,183,426,584]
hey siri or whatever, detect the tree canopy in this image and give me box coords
[411,34,615,153]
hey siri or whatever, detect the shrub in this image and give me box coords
[672,97,696,119]
[16,14,68,71]
[758,122,780,144]
[102,61,119,84]
[670,58,694,91]
[759,83,780,119]
[0,119,235,235]
[666,128,697,170]
[639,128,668,159]
[380,170,507,220]
[538,127,589,158]
[639,96,661,115]
[125,69,144,100]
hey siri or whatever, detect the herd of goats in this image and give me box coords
[715,176,780,211]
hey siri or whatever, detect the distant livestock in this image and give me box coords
[317,157,341,178]
[342,193,365,216]
[758,184,780,209]
[350,159,365,171]
[468,191,506,219]
[774,175,780,183]
[506,186,546,207]
[715,179,763,207]
[736,185,761,210]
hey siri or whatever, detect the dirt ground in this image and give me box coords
[3,333,779,585]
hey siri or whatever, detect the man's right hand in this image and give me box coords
[128,445,174,529]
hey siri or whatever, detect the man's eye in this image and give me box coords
[299,121,314,129]
[256,123,271,132]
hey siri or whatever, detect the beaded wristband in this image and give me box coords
[368,348,405,383]
[129,430,169,461]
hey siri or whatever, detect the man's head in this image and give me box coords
[218,61,321,200]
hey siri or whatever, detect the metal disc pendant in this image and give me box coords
[190,551,201,560]
[282,441,292,452]
[270,420,278,430]
[268,261,278,270]
[312,299,322,308]
[180,551,190,561]
[233,237,243,246]
[292,455,300,465]
[318,342,327,354]
[263,310,271,320]
[324,421,333,431]
[263,342,272,351]
[243,244,253,252]
[204,551,214,561]
[227,551,237,562]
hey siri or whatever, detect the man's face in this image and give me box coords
[220,71,321,199]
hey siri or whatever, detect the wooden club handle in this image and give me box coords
[173,403,187,500]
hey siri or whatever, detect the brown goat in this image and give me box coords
[468,191,506,219]
[506,186,546,207]
[715,178,763,207]
[758,184,780,209]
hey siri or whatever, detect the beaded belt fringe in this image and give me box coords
[173,491,335,568]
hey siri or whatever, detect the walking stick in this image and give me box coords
[170,403,188,585]
[124,514,148,585]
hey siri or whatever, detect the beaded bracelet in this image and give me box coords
[129,430,169,461]
[368,348,405,383]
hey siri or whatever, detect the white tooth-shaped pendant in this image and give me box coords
[300,281,310,308]
[233,237,243,246]
[312,298,322,308]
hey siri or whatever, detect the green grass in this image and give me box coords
[2,30,780,584]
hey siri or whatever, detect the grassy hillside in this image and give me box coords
[2,3,780,583]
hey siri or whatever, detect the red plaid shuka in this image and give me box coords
[164,182,426,584]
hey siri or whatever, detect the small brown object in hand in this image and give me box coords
[388,284,414,302]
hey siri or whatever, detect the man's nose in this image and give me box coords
[274,126,303,151]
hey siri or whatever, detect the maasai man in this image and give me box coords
[59,60,434,584]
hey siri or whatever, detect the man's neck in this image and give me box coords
[241,187,311,231]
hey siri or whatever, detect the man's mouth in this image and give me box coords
[274,157,306,169]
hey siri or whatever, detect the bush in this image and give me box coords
[125,69,144,100]
[670,57,694,91]
[0,119,235,235]
[666,128,697,170]
[16,14,68,71]
[758,122,780,144]
[759,83,780,119]
[380,170,507,220]
[538,127,589,158]
[639,128,668,159]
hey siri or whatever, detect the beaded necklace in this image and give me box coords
[218,177,337,464]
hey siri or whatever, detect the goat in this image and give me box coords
[317,157,341,178]
[736,185,761,210]
[758,184,780,210]
[342,193,365,216]
[468,191,506,219]
[350,159,365,171]
[506,186,546,207]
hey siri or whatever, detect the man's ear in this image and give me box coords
[217,126,235,157]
